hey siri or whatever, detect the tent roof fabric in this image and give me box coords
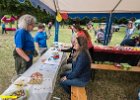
[30,0,140,14]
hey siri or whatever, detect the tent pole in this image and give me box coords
[54,20,59,42]
[104,13,113,45]
[53,0,60,42]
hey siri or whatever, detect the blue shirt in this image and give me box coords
[2,23,5,28]
[14,28,35,51]
[34,31,48,48]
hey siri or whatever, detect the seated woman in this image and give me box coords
[120,36,140,46]
[60,37,91,94]
[73,25,94,62]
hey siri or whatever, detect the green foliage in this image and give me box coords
[113,17,119,24]
[81,17,90,25]
[0,0,135,25]
[0,0,55,24]
[118,17,128,24]
[92,17,99,23]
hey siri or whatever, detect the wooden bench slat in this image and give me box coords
[71,86,87,100]
[91,64,140,72]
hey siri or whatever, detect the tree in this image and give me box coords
[81,17,90,25]
[92,17,99,23]
[118,17,128,24]
[113,17,119,24]
[0,0,54,23]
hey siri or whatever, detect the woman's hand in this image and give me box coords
[61,76,67,81]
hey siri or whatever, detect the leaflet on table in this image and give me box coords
[39,64,58,73]
[44,57,60,65]
[31,78,53,93]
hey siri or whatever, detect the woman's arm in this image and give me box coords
[61,47,73,52]
[16,48,30,62]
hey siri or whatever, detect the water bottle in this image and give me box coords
[138,89,140,100]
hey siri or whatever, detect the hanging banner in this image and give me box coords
[56,12,62,22]
[60,13,68,20]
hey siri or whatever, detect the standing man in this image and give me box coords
[13,14,37,74]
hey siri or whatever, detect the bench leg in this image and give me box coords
[91,69,96,82]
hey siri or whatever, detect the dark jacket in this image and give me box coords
[120,38,140,46]
[66,51,91,82]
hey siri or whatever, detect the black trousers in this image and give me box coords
[2,28,6,34]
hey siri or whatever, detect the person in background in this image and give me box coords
[130,17,136,31]
[73,25,94,62]
[34,23,50,56]
[87,21,96,36]
[60,37,91,94]
[13,14,37,74]
[68,24,76,45]
[60,27,76,70]
[60,40,76,64]
[2,22,7,34]
[120,36,140,47]
[47,21,52,35]
[123,21,135,40]
[95,25,105,44]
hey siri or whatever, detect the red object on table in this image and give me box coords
[94,45,140,55]
[93,45,140,66]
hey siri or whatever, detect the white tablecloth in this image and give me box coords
[1,47,64,100]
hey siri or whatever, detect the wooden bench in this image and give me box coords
[91,63,140,72]
[71,86,87,100]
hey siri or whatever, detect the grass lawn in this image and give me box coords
[0,26,140,100]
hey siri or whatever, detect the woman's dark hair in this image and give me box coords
[74,25,91,40]
[77,36,88,50]
[73,36,92,62]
